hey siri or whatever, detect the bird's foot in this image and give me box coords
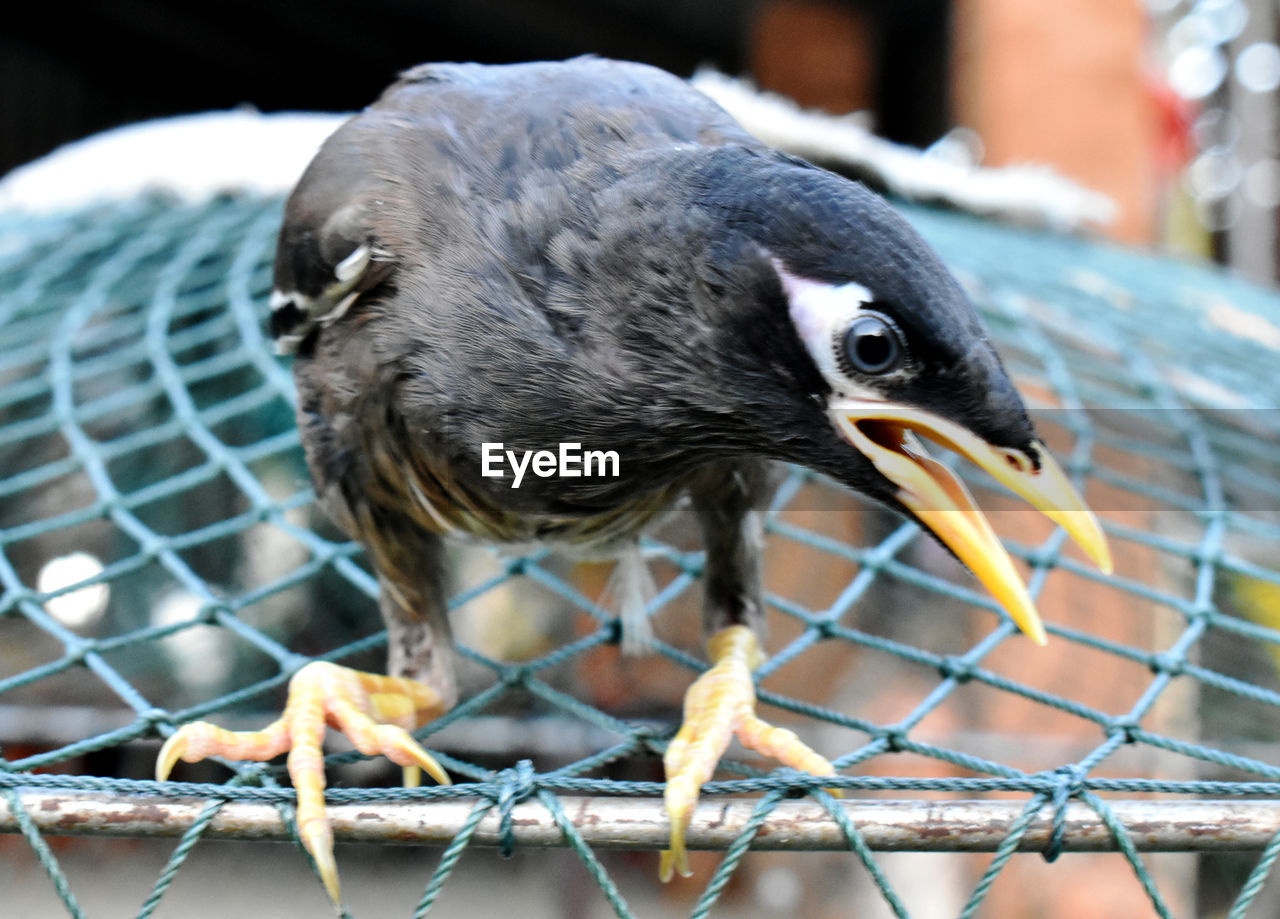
[156,660,451,904]
[660,625,836,881]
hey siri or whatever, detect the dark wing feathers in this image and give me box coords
[271,59,758,350]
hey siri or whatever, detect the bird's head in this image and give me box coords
[679,149,1113,643]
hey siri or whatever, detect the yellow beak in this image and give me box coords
[832,399,1112,645]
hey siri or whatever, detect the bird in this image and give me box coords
[155,57,1112,904]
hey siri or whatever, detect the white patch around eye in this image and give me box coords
[774,262,882,400]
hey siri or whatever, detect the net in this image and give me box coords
[2,193,1280,917]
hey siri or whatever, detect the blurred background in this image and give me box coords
[1,0,1278,281]
[3,2,1280,918]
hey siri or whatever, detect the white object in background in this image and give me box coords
[0,109,346,215]
[692,69,1117,231]
[37,551,109,630]
[1,74,1115,232]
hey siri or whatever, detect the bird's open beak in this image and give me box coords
[832,399,1112,645]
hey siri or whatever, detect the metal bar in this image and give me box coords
[4,793,1280,852]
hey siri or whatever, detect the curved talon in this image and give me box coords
[155,731,187,783]
[156,719,291,781]
[305,822,341,906]
[152,661,449,906]
[660,836,690,882]
[293,754,339,902]
[365,723,452,788]
[401,745,454,788]
[660,773,699,880]
[413,750,451,788]
[660,625,836,880]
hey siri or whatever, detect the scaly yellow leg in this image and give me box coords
[156,661,450,904]
[661,625,837,881]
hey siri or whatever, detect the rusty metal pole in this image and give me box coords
[4,793,1280,853]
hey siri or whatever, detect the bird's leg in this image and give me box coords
[377,564,459,788]
[661,462,837,880]
[157,541,457,906]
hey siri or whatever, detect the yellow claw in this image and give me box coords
[295,742,339,902]
[156,719,292,781]
[659,833,691,882]
[155,731,186,783]
[304,822,341,906]
[400,739,451,788]
[661,768,703,880]
[660,626,836,880]
[152,661,450,907]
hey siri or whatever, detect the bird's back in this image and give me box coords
[374,58,757,169]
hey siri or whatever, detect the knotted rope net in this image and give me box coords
[2,193,1280,917]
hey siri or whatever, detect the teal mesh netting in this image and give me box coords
[2,193,1280,918]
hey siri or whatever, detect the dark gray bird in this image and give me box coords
[158,57,1110,902]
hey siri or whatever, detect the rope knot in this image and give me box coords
[489,759,536,858]
[499,665,531,688]
[813,619,837,640]
[937,655,975,683]
[195,601,225,624]
[280,653,313,678]
[1107,717,1140,744]
[1042,764,1087,862]
[627,722,658,742]
[1149,652,1184,677]
[876,726,907,753]
[140,708,171,730]
[1185,604,1214,624]
[770,766,816,798]
[62,637,95,664]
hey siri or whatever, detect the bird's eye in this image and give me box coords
[842,312,904,375]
